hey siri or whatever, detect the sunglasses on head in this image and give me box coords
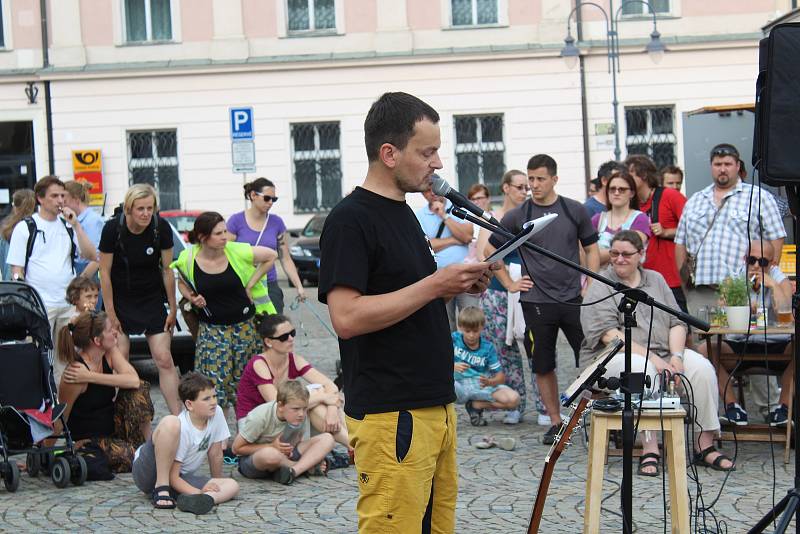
[268,329,296,342]
[711,146,739,159]
[254,191,278,202]
[747,255,770,267]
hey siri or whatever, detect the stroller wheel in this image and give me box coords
[2,461,20,492]
[70,455,87,486]
[26,452,40,477]
[51,457,71,489]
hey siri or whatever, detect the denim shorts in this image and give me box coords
[454,377,510,404]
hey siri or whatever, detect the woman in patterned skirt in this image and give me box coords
[171,211,277,415]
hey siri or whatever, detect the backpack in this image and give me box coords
[648,187,665,224]
[23,216,76,275]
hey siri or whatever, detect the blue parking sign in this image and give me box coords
[230,107,254,140]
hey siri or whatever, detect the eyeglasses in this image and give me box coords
[609,250,640,259]
[608,186,631,194]
[268,329,296,342]
[711,146,739,159]
[254,191,278,203]
[747,255,770,267]
[509,184,530,192]
[469,196,488,202]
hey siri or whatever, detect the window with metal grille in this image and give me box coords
[454,115,506,195]
[624,106,677,169]
[287,0,335,32]
[291,122,342,213]
[451,0,498,26]
[127,130,180,210]
[621,0,669,16]
[124,0,172,43]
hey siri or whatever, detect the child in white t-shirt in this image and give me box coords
[132,372,239,514]
[233,380,335,485]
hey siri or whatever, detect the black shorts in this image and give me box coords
[521,299,585,374]
[115,293,168,336]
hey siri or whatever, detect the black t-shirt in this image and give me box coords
[489,196,598,304]
[318,187,455,416]
[194,261,254,325]
[99,215,173,298]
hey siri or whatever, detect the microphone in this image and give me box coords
[431,176,502,227]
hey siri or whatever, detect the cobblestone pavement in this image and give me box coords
[1,287,796,532]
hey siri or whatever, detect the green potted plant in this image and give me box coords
[718,275,750,330]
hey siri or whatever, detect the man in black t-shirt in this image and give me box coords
[487,154,599,445]
[319,92,493,533]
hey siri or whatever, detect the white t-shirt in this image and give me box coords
[175,406,230,475]
[6,213,78,308]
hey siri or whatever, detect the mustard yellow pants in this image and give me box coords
[346,403,458,534]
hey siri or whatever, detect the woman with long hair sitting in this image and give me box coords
[56,311,154,472]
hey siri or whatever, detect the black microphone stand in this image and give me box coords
[450,206,709,533]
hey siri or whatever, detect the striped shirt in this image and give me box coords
[675,181,785,286]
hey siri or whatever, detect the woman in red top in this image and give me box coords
[235,314,348,448]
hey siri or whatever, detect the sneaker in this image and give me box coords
[719,402,748,426]
[503,409,521,425]
[537,413,552,427]
[542,424,561,445]
[465,401,487,427]
[769,404,789,427]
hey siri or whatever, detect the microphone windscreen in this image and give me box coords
[431,176,451,197]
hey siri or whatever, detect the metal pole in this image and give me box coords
[609,0,621,160]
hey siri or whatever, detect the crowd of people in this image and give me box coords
[0,89,792,529]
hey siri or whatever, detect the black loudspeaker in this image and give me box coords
[754,23,800,186]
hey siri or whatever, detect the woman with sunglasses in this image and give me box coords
[235,314,349,449]
[474,170,545,425]
[171,211,277,415]
[591,170,652,268]
[227,178,306,314]
[56,311,154,473]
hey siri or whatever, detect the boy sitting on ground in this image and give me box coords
[232,380,335,485]
[453,307,521,426]
[132,372,239,514]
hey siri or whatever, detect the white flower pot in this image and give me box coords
[725,306,750,330]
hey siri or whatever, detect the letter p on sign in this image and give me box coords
[230,107,254,140]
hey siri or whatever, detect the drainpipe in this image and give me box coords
[575,0,593,194]
[40,0,55,175]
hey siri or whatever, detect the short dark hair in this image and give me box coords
[709,143,739,162]
[34,176,65,200]
[243,177,275,200]
[597,160,625,182]
[258,313,292,339]
[178,372,215,403]
[187,211,225,244]
[659,165,683,180]
[624,155,659,189]
[526,154,557,176]
[363,92,440,162]
[610,229,644,251]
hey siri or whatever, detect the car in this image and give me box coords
[129,219,195,361]
[289,214,326,286]
[160,210,203,242]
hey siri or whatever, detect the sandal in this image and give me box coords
[152,485,176,509]
[272,465,296,485]
[308,459,329,477]
[692,446,735,472]
[637,452,660,477]
[176,493,215,515]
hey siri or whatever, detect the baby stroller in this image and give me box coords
[0,281,87,491]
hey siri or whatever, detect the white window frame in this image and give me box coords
[290,121,343,213]
[623,104,677,166]
[277,0,345,37]
[453,113,507,193]
[0,0,12,50]
[442,0,508,29]
[619,0,673,18]
[116,0,181,45]
[126,128,181,209]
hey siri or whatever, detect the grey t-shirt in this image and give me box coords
[490,196,598,304]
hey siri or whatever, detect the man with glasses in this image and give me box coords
[697,240,794,427]
[626,155,688,312]
[581,230,732,474]
[486,154,599,445]
[675,143,786,318]
[584,160,626,218]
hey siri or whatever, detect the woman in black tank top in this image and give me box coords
[56,311,154,472]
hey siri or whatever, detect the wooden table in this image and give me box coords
[700,325,794,463]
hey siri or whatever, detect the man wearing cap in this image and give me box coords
[675,143,786,316]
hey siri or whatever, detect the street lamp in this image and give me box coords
[561,0,667,160]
